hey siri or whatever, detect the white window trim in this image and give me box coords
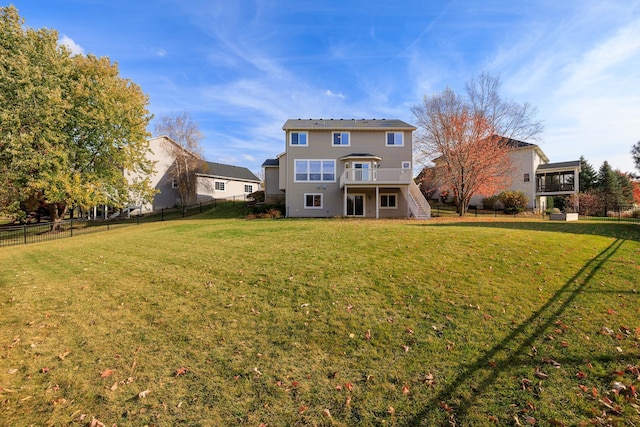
[380,193,398,209]
[386,131,404,146]
[332,131,350,146]
[294,159,336,183]
[244,184,253,193]
[304,193,323,209]
[171,178,178,189]
[215,181,226,191]
[289,131,308,146]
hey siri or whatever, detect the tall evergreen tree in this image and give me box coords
[578,156,598,192]
[597,161,623,211]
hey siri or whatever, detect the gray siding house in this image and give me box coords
[262,119,431,219]
[142,136,261,211]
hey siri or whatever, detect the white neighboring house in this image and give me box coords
[135,136,261,212]
[424,137,580,212]
[196,161,262,203]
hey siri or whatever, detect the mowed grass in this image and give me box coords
[0,206,639,426]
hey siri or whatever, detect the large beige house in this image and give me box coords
[262,119,431,219]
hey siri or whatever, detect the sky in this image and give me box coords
[9,0,640,176]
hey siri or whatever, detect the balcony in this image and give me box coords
[340,168,413,187]
[536,183,576,193]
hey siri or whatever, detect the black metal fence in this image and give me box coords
[579,205,640,223]
[0,201,220,248]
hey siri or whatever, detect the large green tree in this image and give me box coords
[597,161,623,212]
[578,156,598,192]
[0,6,155,225]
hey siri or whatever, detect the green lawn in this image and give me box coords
[0,207,638,426]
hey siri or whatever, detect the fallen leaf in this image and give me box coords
[576,371,587,379]
[365,329,372,341]
[298,405,308,414]
[323,408,332,418]
[387,406,395,415]
[90,418,105,427]
[402,384,410,394]
[525,415,536,425]
[344,382,353,391]
[402,345,410,353]
[534,368,548,379]
[41,367,50,374]
[138,389,150,398]
[345,395,351,406]
[542,358,561,367]
[58,350,71,361]
[175,367,188,377]
[100,369,114,378]
[439,401,453,412]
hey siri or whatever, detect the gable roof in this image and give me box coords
[283,118,416,131]
[262,158,279,167]
[492,135,549,163]
[199,161,260,182]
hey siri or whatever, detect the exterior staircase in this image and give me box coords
[408,181,431,219]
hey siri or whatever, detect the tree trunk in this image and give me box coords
[49,204,68,232]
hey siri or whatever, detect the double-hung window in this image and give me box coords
[332,131,350,146]
[244,184,253,193]
[294,160,335,182]
[290,131,308,146]
[304,193,323,209]
[215,181,225,191]
[386,132,404,146]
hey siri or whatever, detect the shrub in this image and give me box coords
[498,191,528,214]
[482,195,499,210]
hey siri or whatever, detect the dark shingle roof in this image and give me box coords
[537,161,581,170]
[199,161,260,182]
[282,118,416,131]
[262,158,279,167]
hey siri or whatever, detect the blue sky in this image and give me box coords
[11,0,640,176]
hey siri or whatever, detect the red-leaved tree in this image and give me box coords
[412,73,543,216]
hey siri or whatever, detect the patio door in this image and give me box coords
[353,162,371,181]
[347,194,365,217]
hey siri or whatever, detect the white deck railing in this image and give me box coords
[340,168,413,187]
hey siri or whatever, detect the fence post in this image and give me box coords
[23,224,27,245]
[70,218,73,237]
[182,205,186,218]
[200,202,202,213]
[161,208,164,221]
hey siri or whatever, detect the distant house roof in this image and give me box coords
[537,161,581,171]
[492,135,549,163]
[282,118,416,131]
[262,158,279,167]
[198,161,260,182]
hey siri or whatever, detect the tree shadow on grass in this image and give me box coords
[406,238,630,426]
[413,219,640,242]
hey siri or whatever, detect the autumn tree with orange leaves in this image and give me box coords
[412,73,543,216]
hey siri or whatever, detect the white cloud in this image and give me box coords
[59,35,84,55]
[324,90,345,99]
